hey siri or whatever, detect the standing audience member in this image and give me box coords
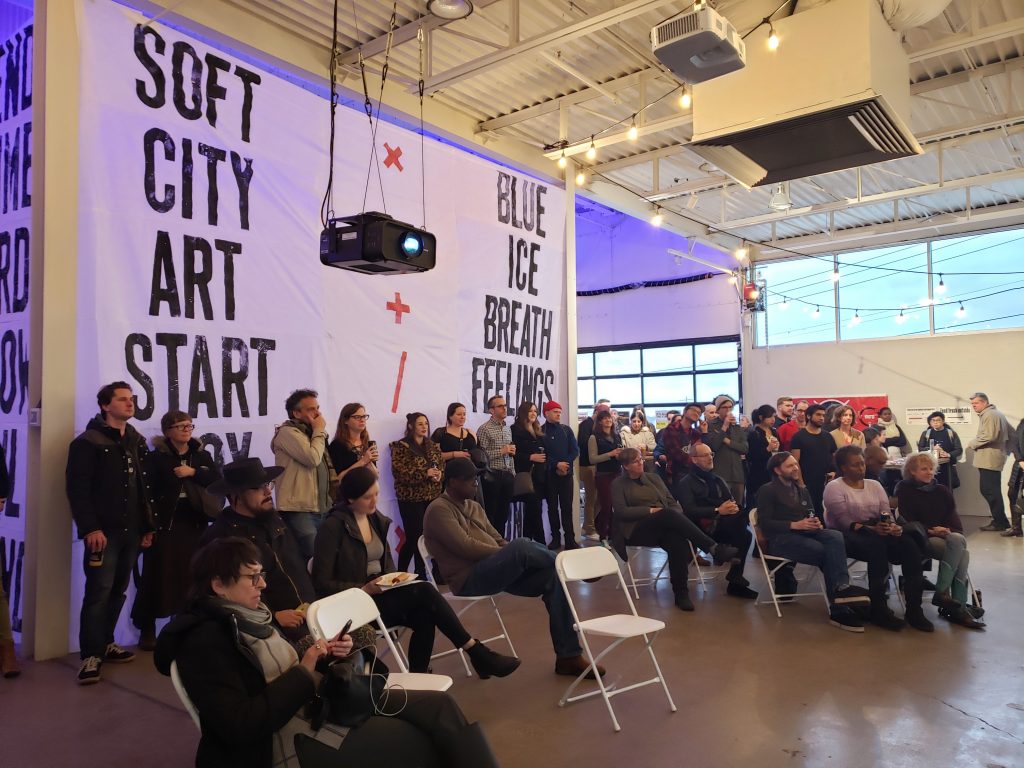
[830,406,865,450]
[432,403,478,463]
[916,411,963,489]
[746,404,780,507]
[823,446,932,633]
[1006,416,1024,537]
[652,409,680,478]
[313,467,519,677]
[773,397,794,429]
[621,409,656,455]
[423,458,604,679]
[967,392,1013,531]
[588,409,623,543]
[202,458,316,642]
[542,402,580,550]
[674,445,754,600]
[0,443,19,678]
[66,381,155,685]
[577,400,610,541]
[133,411,221,651]
[755,453,870,631]
[477,395,516,535]
[510,401,547,544]
[876,407,909,460]
[777,401,808,451]
[661,404,703,490]
[271,389,336,560]
[896,453,985,629]
[705,396,749,507]
[389,412,444,578]
[328,403,379,483]
[612,449,739,611]
[789,404,837,518]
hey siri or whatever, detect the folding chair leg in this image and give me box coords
[490,598,518,658]
[625,559,641,600]
[644,637,677,714]
[688,541,707,591]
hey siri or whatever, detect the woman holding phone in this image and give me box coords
[328,403,379,485]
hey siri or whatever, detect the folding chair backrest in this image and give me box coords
[307,587,381,642]
[170,660,201,732]
[556,545,620,582]
[748,507,771,555]
[417,536,437,587]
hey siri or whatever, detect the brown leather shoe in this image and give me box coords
[555,655,605,679]
[1,640,21,678]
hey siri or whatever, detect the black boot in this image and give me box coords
[465,641,521,679]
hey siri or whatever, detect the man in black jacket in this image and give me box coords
[202,457,316,640]
[66,381,156,685]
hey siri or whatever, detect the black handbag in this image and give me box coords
[469,445,489,469]
[512,471,535,498]
[307,655,388,729]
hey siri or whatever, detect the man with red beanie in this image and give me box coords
[542,402,581,549]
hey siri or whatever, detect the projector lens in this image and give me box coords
[400,232,423,258]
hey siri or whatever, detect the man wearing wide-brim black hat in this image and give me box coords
[202,458,317,639]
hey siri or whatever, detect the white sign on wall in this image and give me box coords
[74,0,566,649]
[905,407,972,427]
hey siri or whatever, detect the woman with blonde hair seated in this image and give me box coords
[895,452,985,629]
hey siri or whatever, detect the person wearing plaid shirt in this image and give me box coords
[476,395,516,533]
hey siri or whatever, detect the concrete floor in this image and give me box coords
[3,521,1023,768]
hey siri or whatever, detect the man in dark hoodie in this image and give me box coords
[202,457,316,642]
[66,381,155,685]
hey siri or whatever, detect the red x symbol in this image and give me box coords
[386,292,411,324]
[383,142,404,172]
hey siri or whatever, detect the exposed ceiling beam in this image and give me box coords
[591,145,688,174]
[910,58,1024,95]
[539,52,622,104]
[543,112,694,159]
[906,18,1024,63]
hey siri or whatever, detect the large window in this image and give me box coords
[754,226,1024,347]
[577,337,741,421]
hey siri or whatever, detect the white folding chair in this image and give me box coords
[306,588,453,692]
[749,508,830,619]
[622,545,669,599]
[170,660,202,732]
[555,546,677,732]
[688,540,730,592]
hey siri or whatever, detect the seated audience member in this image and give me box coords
[621,409,656,455]
[672,445,754,600]
[823,446,933,633]
[895,453,985,629]
[777,401,808,451]
[313,466,520,676]
[542,402,580,551]
[202,458,316,641]
[328,403,380,484]
[705,396,748,505]
[155,536,499,768]
[132,411,221,651]
[863,445,898,509]
[747,405,780,507]
[876,407,909,459]
[510,401,548,545]
[390,412,444,579]
[755,453,870,632]
[830,406,865,450]
[916,411,964,489]
[612,448,739,611]
[589,409,623,543]
[423,458,603,679]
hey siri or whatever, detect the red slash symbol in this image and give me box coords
[383,142,404,172]
[386,292,411,324]
[391,351,408,414]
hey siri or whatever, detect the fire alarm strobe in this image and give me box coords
[320,212,437,275]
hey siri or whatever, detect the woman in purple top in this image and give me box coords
[823,446,933,633]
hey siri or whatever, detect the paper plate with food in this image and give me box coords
[375,572,419,589]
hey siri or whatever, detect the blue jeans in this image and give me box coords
[282,511,326,562]
[80,530,140,659]
[458,538,582,658]
[767,529,849,601]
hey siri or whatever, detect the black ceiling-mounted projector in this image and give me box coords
[320,212,437,275]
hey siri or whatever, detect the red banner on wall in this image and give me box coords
[791,395,890,431]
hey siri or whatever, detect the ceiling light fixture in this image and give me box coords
[585,136,597,161]
[936,274,946,294]
[768,182,792,211]
[895,309,906,325]
[849,309,861,327]
[767,22,779,50]
[627,116,639,141]
[557,151,567,169]
[956,302,966,318]
[679,86,692,110]
[575,171,586,186]
[650,208,663,227]
[812,305,821,318]
[427,0,474,20]
[734,243,748,261]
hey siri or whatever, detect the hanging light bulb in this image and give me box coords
[728,274,738,285]
[812,305,821,318]
[767,23,779,51]
[585,136,597,161]
[627,116,639,142]
[895,309,906,325]
[779,297,789,311]
[831,267,841,283]
[557,151,567,169]
[650,208,663,227]
[936,274,947,294]
[734,243,748,261]
[575,170,586,186]
[679,86,692,110]
[849,309,862,327]
[956,302,966,318]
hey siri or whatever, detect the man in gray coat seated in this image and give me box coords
[610,448,737,612]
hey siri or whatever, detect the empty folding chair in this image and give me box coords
[749,508,830,619]
[306,588,453,692]
[555,546,677,732]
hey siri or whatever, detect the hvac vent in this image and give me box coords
[652,6,745,83]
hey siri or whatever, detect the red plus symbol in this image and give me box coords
[383,142,404,172]
[386,292,411,324]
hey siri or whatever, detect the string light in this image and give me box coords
[767,22,779,50]
[849,310,862,327]
[679,86,692,110]
[895,309,906,325]
[650,208,663,227]
[575,170,586,186]
[557,151,567,169]
[779,297,789,310]
[734,243,748,261]
[627,116,639,141]
[936,274,947,294]
[728,274,738,285]
[956,302,966,318]
[831,267,841,283]
[812,305,821,318]
[585,136,597,161]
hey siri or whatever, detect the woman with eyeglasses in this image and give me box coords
[156,535,501,768]
[328,403,379,485]
[132,410,221,651]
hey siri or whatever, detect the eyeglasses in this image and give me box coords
[350,413,370,421]
[172,424,195,431]
[694,452,715,459]
[240,571,267,587]
[248,481,275,492]
[491,403,507,409]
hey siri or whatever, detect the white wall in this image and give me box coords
[743,329,1024,517]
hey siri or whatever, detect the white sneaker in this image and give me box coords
[583,533,600,541]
